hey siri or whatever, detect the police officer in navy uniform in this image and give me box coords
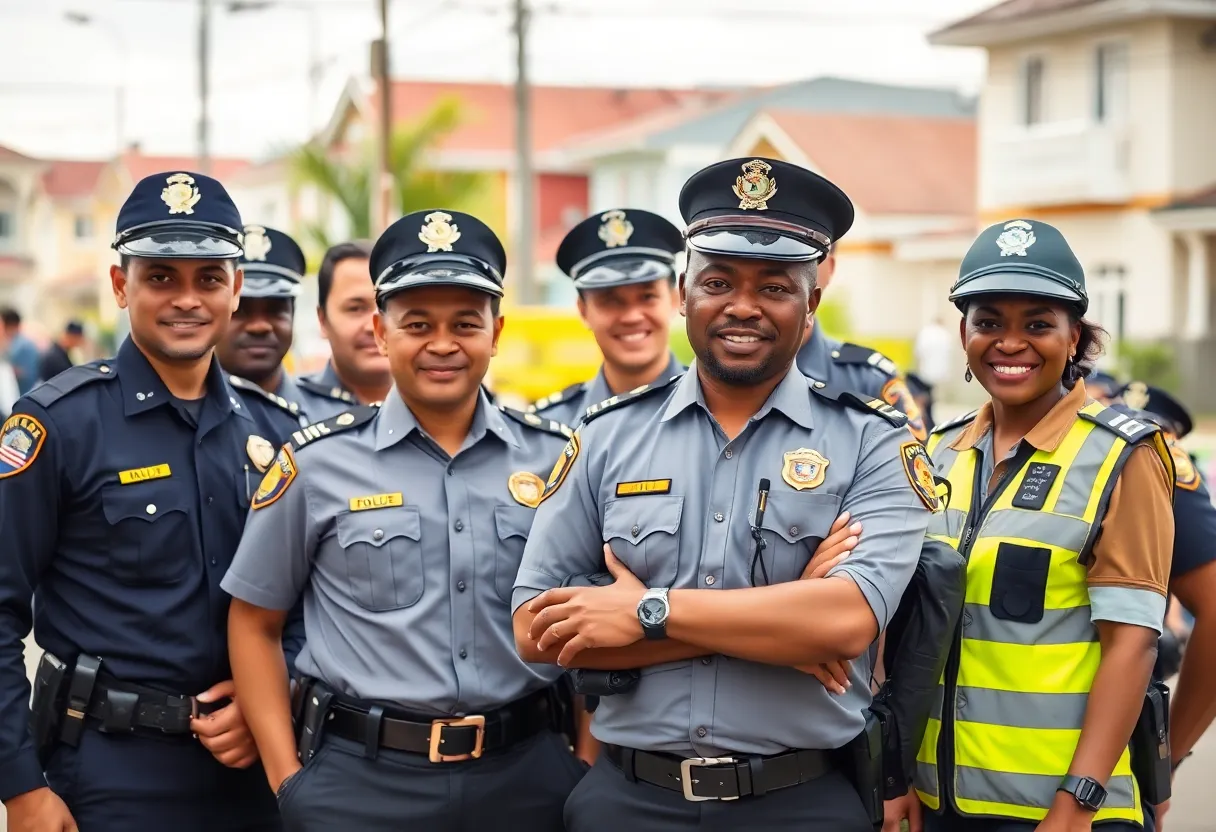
[223,209,586,831]
[0,172,286,830]
[530,209,685,426]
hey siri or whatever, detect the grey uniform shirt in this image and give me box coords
[222,389,571,715]
[531,352,684,426]
[513,364,930,756]
[294,362,360,423]
[274,374,313,427]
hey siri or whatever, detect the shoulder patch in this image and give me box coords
[809,379,908,428]
[26,361,118,408]
[900,441,941,512]
[583,374,681,424]
[0,413,48,479]
[228,375,302,418]
[289,405,379,451]
[832,343,898,377]
[1166,433,1200,492]
[297,377,357,404]
[251,445,297,510]
[499,406,574,439]
[932,409,978,435]
[538,428,581,505]
[1078,403,1161,443]
[528,382,586,414]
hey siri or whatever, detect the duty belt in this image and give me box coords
[84,678,223,736]
[325,687,554,763]
[604,743,834,801]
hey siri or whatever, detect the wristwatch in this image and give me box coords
[1057,775,1107,812]
[636,588,670,640]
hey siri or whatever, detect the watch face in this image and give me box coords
[639,597,667,626]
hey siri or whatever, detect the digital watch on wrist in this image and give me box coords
[1057,775,1107,812]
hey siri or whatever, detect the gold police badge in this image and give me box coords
[1122,381,1150,411]
[162,173,201,215]
[733,159,777,211]
[901,442,941,512]
[242,225,272,262]
[419,211,461,253]
[781,448,828,491]
[508,471,546,508]
[246,434,276,473]
[598,210,634,248]
[1166,433,1201,492]
[996,219,1036,257]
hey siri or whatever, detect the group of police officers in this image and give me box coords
[0,153,1211,832]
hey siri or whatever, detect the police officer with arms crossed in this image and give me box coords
[513,157,935,831]
[0,172,290,831]
[223,209,586,831]
[530,209,685,425]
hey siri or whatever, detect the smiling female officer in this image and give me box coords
[915,220,1174,831]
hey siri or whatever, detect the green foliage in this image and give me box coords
[1115,340,1179,392]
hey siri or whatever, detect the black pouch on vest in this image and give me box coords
[1130,679,1172,806]
[989,543,1051,624]
[838,711,884,829]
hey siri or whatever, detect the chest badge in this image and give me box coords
[508,471,546,508]
[782,448,829,491]
[246,434,276,473]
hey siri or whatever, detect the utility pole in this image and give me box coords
[374,0,393,234]
[198,0,211,173]
[512,0,535,303]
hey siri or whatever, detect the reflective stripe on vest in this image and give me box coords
[916,404,1145,826]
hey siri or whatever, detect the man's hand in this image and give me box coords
[4,786,78,832]
[528,545,647,666]
[798,512,862,690]
[191,679,259,769]
[882,790,923,832]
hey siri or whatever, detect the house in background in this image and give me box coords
[0,146,47,315]
[930,0,1216,406]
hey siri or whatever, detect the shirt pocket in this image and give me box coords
[100,485,194,586]
[602,495,683,587]
[494,505,534,602]
[757,492,842,584]
[335,507,424,612]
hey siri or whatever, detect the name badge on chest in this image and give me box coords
[1011,463,1061,511]
[349,493,404,512]
[118,464,172,485]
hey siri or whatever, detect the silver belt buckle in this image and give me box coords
[679,756,737,802]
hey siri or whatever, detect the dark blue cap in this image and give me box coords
[370,210,506,302]
[1118,380,1193,438]
[556,209,683,290]
[1084,369,1121,400]
[678,157,854,263]
[951,219,1087,315]
[239,225,305,299]
[113,171,243,259]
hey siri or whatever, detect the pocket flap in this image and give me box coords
[602,495,684,543]
[759,492,841,544]
[102,485,189,525]
[336,506,421,548]
[495,505,534,541]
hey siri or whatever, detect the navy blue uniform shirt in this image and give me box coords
[0,338,297,800]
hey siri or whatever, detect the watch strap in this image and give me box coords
[1057,774,1106,811]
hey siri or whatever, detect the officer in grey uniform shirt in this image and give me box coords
[530,209,685,426]
[512,158,935,831]
[293,363,359,420]
[222,209,585,832]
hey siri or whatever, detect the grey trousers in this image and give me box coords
[562,754,875,832]
[275,729,586,832]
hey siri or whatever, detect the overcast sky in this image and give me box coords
[0,0,993,162]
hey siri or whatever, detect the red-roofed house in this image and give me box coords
[0,144,47,311]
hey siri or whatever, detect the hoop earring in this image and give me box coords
[964,366,973,383]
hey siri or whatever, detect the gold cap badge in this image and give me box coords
[162,173,201,215]
[246,434,276,473]
[598,210,634,248]
[733,160,777,211]
[508,471,546,509]
[243,225,272,261]
[1122,380,1150,411]
[781,448,828,491]
[419,211,461,253]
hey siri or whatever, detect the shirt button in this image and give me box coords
[714,513,724,522]
[210,558,217,566]
[454,520,464,532]
[789,526,799,536]
[696,726,708,738]
[701,657,712,666]
[145,504,156,515]
[207,496,213,505]
[459,648,468,659]
[457,581,466,592]
[724,448,733,459]
[704,575,715,586]
[373,529,384,541]
[447,465,455,475]
[631,525,640,537]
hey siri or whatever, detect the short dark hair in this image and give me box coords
[318,241,373,312]
[0,307,19,328]
[65,320,84,335]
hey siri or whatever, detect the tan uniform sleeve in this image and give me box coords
[1087,443,1174,596]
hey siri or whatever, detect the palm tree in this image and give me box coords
[289,96,487,252]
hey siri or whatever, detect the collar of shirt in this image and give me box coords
[315,361,350,395]
[584,352,685,409]
[374,386,518,452]
[660,361,815,431]
[795,321,833,380]
[115,336,250,426]
[950,381,1089,453]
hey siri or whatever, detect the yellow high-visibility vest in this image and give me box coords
[915,401,1171,826]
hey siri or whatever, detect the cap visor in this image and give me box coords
[240,274,302,299]
[377,267,503,301]
[117,230,242,259]
[573,258,674,290]
[949,272,1084,307]
[688,229,819,262]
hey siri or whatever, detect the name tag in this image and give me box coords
[1011,463,1061,511]
[118,464,172,485]
[349,492,404,512]
[615,479,672,497]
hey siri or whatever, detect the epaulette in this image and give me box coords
[289,404,379,451]
[297,377,357,404]
[528,382,586,414]
[931,410,978,435]
[809,378,908,428]
[1078,402,1162,443]
[499,406,574,439]
[26,361,118,408]
[228,375,302,418]
[583,375,682,424]
[831,342,899,377]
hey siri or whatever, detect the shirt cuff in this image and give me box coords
[1089,586,1167,634]
[220,572,297,612]
[511,586,545,615]
[830,566,891,630]
[0,748,48,802]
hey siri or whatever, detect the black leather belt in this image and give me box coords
[83,680,223,736]
[604,743,834,801]
[326,688,553,763]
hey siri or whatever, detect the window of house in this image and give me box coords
[1095,42,1129,123]
[1020,56,1046,126]
[74,215,93,240]
[1091,264,1127,343]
